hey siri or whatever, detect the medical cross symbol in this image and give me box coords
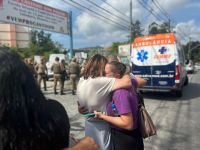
[137,50,148,62]
[159,47,167,54]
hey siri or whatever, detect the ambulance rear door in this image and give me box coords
[131,33,176,89]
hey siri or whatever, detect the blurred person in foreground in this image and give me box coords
[77,54,132,150]
[0,48,99,150]
[95,61,145,150]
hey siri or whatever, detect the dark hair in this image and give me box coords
[81,54,108,79]
[0,49,69,150]
[55,57,59,61]
[107,61,126,78]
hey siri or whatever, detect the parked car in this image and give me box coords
[186,60,194,73]
[195,63,200,70]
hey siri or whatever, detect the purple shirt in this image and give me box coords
[107,79,139,130]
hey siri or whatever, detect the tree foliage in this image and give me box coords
[182,41,200,62]
[132,20,144,40]
[7,30,64,59]
[110,20,144,54]
[30,30,62,54]
[148,22,170,35]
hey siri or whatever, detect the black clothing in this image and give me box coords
[0,99,70,150]
[111,128,144,150]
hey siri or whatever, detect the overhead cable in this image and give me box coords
[99,0,130,20]
[85,0,130,24]
[60,0,129,30]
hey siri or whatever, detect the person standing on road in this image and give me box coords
[27,57,37,78]
[51,57,62,95]
[35,57,47,91]
[60,59,67,95]
[77,54,132,150]
[95,61,144,150]
[69,58,80,95]
[0,48,99,150]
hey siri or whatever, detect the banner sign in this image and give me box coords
[0,0,69,34]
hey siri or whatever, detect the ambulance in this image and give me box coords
[131,33,188,97]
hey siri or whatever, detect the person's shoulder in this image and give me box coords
[43,99,67,114]
[114,88,129,95]
[113,89,130,97]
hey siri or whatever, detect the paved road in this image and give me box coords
[44,71,200,150]
[143,71,200,150]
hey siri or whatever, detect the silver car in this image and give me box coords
[186,60,194,73]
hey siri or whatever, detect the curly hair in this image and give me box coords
[81,54,108,79]
[0,48,69,150]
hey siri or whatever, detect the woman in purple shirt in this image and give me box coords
[95,61,144,150]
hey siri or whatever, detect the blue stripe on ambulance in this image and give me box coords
[132,60,176,87]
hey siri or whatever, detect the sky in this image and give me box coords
[34,0,200,49]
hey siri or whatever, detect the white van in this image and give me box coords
[46,54,69,79]
[131,33,188,97]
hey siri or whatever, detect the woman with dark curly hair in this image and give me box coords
[0,48,98,150]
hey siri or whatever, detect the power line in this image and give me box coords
[85,0,130,24]
[150,0,190,41]
[68,0,129,29]
[137,0,168,22]
[99,0,130,19]
[152,0,170,19]
[60,0,129,30]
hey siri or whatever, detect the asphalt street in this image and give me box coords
[43,70,200,150]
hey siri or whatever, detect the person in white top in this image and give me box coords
[77,54,132,150]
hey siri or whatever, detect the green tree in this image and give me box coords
[8,30,64,59]
[159,22,170,33]
[148,22,170,35]
[183,41,200,62]
[148,22,159,34]
[31,30,61,54]
[132,20,144,40]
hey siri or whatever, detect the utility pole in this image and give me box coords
[188,37,191,59]
[168,19,171,32]
[129,0,133,56]
[69,11,74,59]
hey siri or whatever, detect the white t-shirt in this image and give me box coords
[77,77,115,112]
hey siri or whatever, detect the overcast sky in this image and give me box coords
[34,0,200,49]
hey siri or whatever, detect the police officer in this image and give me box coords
[51,57,62,95]
[27,57,37,78]
[35,57,47,91]
[69,58,80,95]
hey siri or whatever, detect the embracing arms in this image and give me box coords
[94,111,133,130]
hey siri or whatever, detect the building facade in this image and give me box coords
[0,23,31,48]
